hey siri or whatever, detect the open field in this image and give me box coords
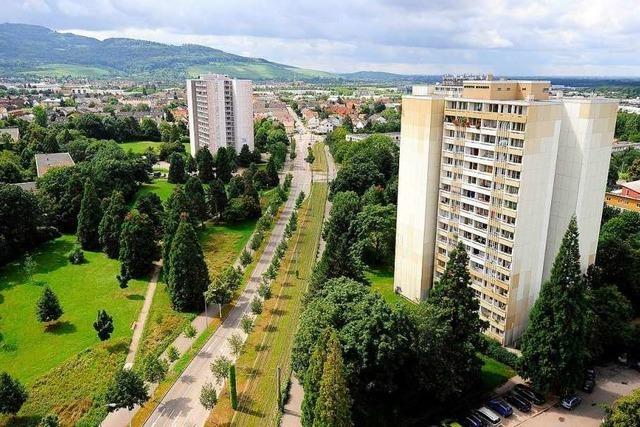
[120,141,190,154]
[20,63,114,78]
[200,220,257,276]
[209,182,328,427]
[0,235,148,425]
[135,179,177,203]
[479,354,516,391]
[311,142,327,173]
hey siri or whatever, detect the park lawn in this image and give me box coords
[0,235,148,425]
[120,140,190,154]
[479,354,516,391]
[208,183,328,427]
[199,220,257,276]
[365,264,415,310]
[135,179,177,203]
[311,142,327,172]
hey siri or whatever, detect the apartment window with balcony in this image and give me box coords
[501,229,514,240]
[508,154,523,164]
[510,138,524,148]
[472,102,483,112]
[469,133,481,141]
[499,243,513,255]
[487,103,499,113]
[505,185,519,195]
[507,169,521,180]
[482,134,496,145]
[512,122,526,132]
[483,119,497,129]
[504,200,518,210]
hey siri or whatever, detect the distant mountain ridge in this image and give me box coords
[0,23,338,81]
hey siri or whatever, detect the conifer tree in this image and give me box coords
[425,241,487,394]
[134,192,164,239]
[302,329,331,427]
[0,372,28,415]
[162,186,192,276]
[167,152,186,184]
[214,147,233,183]
[195,148,215,182]
[185,176,207,226]
[99,191,128,258]
[167,217,210,311]
[238,143,253,167]
[93,309,114,341]
[206,179,228,220]
[266,155,279,187]
[519,217,591,394]
[36,285,63,324]
[119,211,158,278]
[76,180,102,250]
[313,331,352,427]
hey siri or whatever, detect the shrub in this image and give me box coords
[183,323,196,338]
[68,246,86,264]
[241,315,254,335]
[258,282,272,300]
[167,346,180,363]
[200,382,218,410]
[240,249,253,267]
[250,296,263,315]
[250,231,264,251]
[481,335,520,369]
[228,334,244,356]
[210,356,232,384]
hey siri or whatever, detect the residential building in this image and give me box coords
[605,180,640,212]
[0,127,20,141]
[35,152,75,177]
[394,77,618,345]
[186,74,254,156]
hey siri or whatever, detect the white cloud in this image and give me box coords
[6,0,640,75]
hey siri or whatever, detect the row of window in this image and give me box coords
[446,101,527,116]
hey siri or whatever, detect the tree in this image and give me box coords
[241,315,254,334]
[195,148,215,182]
[119,211,158,278]
[142,354,168,383]
[200,382,218,410]
[76,180,102,250]
[214,147,233,183]
[0,372,28,415]
[227,175,246,199]
[229,364,238,409]
[205,276,233,318]
[162,186,192,277]
[250,296,263,315]
[589,284,633,362]
[603,388,640,427]
[167,217,210,311]
[240,249,252,267]
[36,285,63,324]
[352,203,396,265]
[0,160,22,183]
[167,153,186,184]
[266,155,279,187]
[237,144,253,167]
[105,369,149,411]
[185,176,208,226]
[140,118,161,141]
[330,161,384,197]
[305,145,315,167]
[302,329,331,427]
[33,105,47,127]
[93,309,114,341]
[519,217,591,394]
[98,191,128,258]
[206,179,228,220]
[228,333,244,356]
[210,356,232,385]
[134,192,164,239]
[23,254,37,283]
[313,331,352,427]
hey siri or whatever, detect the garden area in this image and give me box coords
[0,235,149,425]
[120,140,189,155]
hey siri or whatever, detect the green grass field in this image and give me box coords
[20,64,113,78]
[134,179,178,204]
[311,142,328,173]
[120,141,190,154]
[0,235,148,426]
[479,354,516,391]
[211,183,328,426]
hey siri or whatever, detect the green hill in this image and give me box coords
[0,23,335,81]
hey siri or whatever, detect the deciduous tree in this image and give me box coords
[105,369,149,411]
[119,211,158,278]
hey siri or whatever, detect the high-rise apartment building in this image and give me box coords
[186,74,254,156]
[394,77,618,345]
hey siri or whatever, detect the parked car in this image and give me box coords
[462,414,483,427]
[474,407,502,427]
[561,395,583,410]
[487,398,513,417]
[585,367,596,380]
[505,392,532,413]
[583,378,595,393]
[513,383,546,405]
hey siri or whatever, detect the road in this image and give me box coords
[500,365,640,427]
[142,123,312,427]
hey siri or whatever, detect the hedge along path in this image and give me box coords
[207,182,327,427]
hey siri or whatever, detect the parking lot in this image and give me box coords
[497,365,640,426]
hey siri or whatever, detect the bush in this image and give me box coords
[200,382,218,410]
[167,345,180,363]
[250,231,264,251]
[250,296,263,315]
[240,249,253,267]
[241,315,254,335]
[183,323,196,338]
[258,282,272,300]
[68,246,86,264]
[481,335,520,369]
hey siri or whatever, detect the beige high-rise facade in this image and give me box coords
[186,74,254,156]
[394,78,618,345]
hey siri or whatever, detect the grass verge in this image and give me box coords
[311,142,327,173]
[207,182,328,427]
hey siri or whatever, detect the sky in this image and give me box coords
[5,0,640,76]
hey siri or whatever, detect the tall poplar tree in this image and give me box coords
[162,186,191,276]
[99,191,128,258]
[302,329,331,427]
[167,153,186,184]
[206,179,228,220]
[119,211,158,278]
[313,331,352,427]
[519,217,591,394]
[195,148,215,182]
[77,179,102,250]
[185,176,207,226]
[167,217,210,311]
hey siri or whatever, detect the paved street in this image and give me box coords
[142,123,312,427]
[499,365,640,427]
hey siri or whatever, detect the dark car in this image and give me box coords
[585,367,596,380]
[514,383,546,405]
[561,395,582,410]
[462,413,483,427]
[505,392,532,413]
[487,398,513,417]
[583,378,595,393]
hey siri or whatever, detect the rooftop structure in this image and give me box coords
[35,153,75,177]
